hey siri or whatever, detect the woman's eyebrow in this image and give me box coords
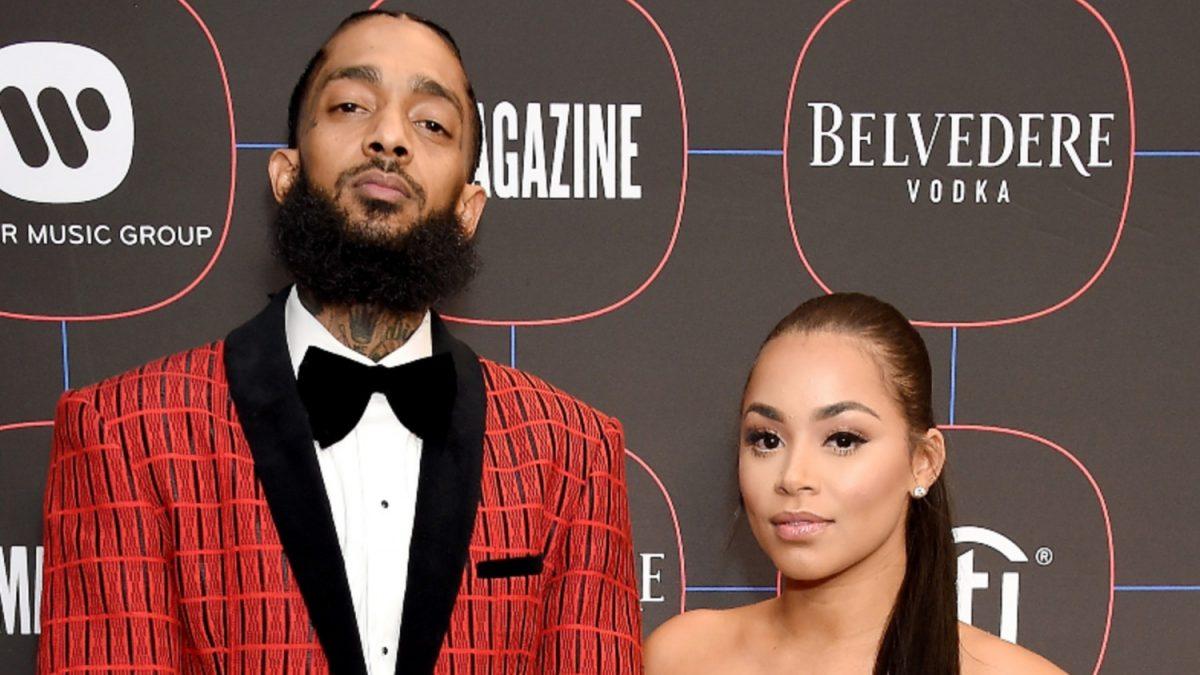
[813,400,881,421]
[744,402,785,422]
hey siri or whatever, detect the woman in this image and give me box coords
[644,293,1063,674]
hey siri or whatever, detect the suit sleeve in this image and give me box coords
[38,390,180,674]
[535,416,643,674]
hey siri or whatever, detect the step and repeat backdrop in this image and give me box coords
[1,0,1196,672]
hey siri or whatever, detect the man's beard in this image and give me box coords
[273,170,479,314]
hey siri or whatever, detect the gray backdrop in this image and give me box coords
[2,0,1197,672]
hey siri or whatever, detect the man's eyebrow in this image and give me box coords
[744,403,785,423]
[318,65,382,91]
[813,401,881,421]
[410,75,464,118]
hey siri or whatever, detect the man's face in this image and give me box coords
[274,16,482,238]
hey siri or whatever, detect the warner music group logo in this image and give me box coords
[0,42,211,250]
[0,42,134,204]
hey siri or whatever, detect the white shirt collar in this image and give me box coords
[284,286,433,377]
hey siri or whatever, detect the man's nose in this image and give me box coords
[364,108,412,162]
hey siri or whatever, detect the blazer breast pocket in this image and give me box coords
[475,553,544,579]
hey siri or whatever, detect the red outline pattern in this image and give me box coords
[0,420,54,434]
[942,424,1113,675]
[781,0,1135,329]
[371,0,688,326]
[626,448,687,615]
[0,1,236,323]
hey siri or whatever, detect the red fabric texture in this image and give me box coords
[37,342,642,674]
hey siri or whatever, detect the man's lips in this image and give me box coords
[770,511,833,541]
[352,170,412,203]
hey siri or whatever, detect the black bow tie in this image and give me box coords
[296,347,457,449]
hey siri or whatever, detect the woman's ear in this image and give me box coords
[911,427,946,491]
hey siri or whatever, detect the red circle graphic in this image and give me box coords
[943,424,1114,675]
[627,448,687,615]
[781,0,1135,329]
[0,0,237,323]
[0,420,54,434]
[372,0,688,327]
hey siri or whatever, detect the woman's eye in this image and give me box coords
[745,430,783,454]
[825,431,866,456]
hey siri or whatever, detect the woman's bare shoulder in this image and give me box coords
[644,604,762,675]
[959,622,1066,675]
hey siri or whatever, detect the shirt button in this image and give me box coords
[381,500,390,509]
[382,646,389,655]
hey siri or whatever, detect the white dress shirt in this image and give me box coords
[284,287,430,675]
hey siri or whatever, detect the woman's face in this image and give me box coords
[739,330,939,584]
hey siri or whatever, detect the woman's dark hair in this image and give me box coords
[762,292,959,675]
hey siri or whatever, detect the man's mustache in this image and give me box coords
[333,159,427,205]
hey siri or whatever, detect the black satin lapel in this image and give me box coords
[395,314,486,674]
[224,289,367,675]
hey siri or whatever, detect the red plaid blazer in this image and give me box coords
[38,293,642,674]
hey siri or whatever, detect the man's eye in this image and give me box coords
[419,120,447,135]
[334,102,362,114]
[825,431,866,456]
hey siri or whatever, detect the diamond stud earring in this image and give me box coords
[912,485,928,498]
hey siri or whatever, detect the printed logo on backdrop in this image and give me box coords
[954,525,1043,644]
[0,1,233,321]
[783,0,1133,326]
[0,43,133,204]
[0,423,52,671]
[625,450,685,633]
[944,426,1113,674]
[374,0,687,324]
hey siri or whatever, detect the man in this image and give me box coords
[38,10,642,674]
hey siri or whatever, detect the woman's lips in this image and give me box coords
[771,512,833,541]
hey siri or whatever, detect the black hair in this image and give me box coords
[285,9,483,177]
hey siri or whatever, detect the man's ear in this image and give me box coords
[911,427,947,492]
[454,183,487,239]
[268,148,301,204]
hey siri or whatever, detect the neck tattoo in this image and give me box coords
[299,287,423,362]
